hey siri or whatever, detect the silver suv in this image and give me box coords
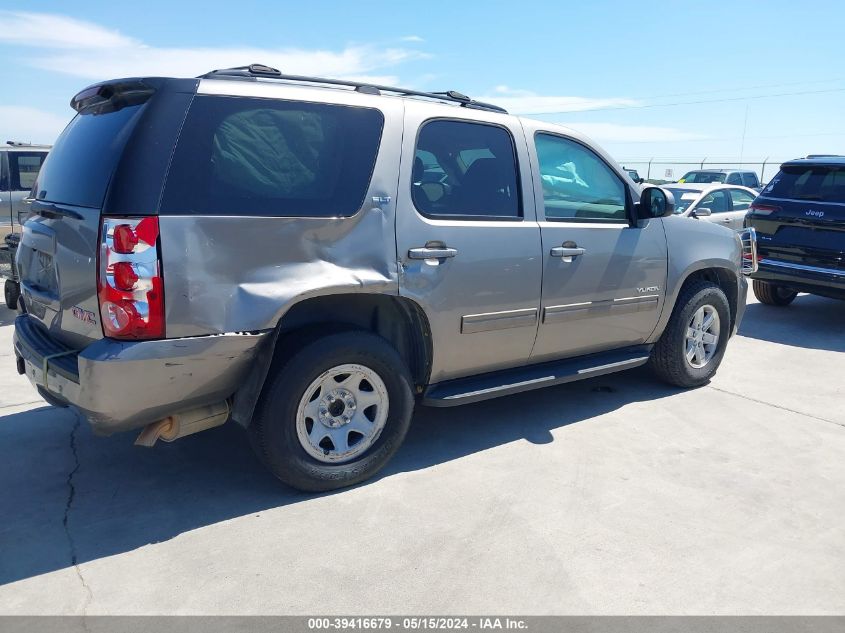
[13,65,752,491]
[2,142,49,307]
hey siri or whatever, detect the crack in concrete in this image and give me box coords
[707,385,845,429]
[63,413,94,617]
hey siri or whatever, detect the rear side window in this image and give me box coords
[729,189,756,210]
[35,105,144,208]
[741,172,759,187]
[9,152,47,191]
[763,165,845,203]
[412,120,521,219]
[160,96,384,217]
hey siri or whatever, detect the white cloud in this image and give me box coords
[0,11,428,81]
[0,11,136,49]
[556,122,706,143]
[0,107,71,145]
[401,35,425,43]
[481,86,639,114]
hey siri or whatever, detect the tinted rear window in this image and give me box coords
[763,165,845,203]
[160,96,384,217]
[35,105,144,208]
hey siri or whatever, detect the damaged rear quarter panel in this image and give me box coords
[160,209,400,337]
[158,84,404,338]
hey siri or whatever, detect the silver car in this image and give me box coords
[662,183,758,231]
[12,65,753,491]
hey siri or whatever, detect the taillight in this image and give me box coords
[98,217,165,339]
[748,202,781,216]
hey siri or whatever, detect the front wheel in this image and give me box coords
[249,331,414,492]
[752,279,797,306]
[650,281,731,388]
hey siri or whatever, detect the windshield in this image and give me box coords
[664,188,702,213]
[762,165,845,203]
[626,170,640,180]
[680,171,726,184]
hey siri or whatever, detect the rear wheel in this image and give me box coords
[4,280,19,310]
[752,279,797,306]
[249,331,414,492]
[650,281,731,388]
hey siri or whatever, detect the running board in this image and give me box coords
[423,345,652,407]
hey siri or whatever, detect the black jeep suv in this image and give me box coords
[746,156,845,305]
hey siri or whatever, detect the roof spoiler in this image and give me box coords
[70,79,157,114]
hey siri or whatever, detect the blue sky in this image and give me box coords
[1,1,843,179]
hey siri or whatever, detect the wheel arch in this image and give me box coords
[650,261,741,343]
[230,293,433,427]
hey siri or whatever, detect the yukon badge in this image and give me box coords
[71,305,97,325]
[637,286,659,293]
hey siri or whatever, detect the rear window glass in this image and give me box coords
[412,120,521,219]
[741,172,759,187]
[9,152,47,191]
[763,165,845,203]
[160,96,384,217]
[35,105,144,208]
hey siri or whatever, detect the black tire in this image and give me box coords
[752,279,797,306]
[650,281,731,388]
[4,280,19,310]
[249,331,414,492]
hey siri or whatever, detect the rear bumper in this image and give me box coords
[13,315,269,434]
[751,258,845,299]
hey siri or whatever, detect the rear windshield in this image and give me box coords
[160,96,384,217]
[34,105,144,208]
[680,171,726,184]
[763,165,845,203]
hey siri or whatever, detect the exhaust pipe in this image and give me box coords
[135,401,230,447]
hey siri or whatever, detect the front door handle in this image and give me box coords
[408,247,458,259]
[550,246,586,258]
[719,218,732,223]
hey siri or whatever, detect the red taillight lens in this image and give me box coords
[749,202,780,216]
[112,262,139,290]
[98,217,165,340]
[112,223,139,254]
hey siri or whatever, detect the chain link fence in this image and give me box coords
[617,158,793,185]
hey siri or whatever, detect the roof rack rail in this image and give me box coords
[198,64,508,114]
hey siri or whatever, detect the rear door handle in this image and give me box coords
[550,246,586,258]
[408,247,458,259]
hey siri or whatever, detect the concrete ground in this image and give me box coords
[0,291,843,615]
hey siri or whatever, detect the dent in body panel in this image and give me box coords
[160,206,400,337]
[158,90,404,338]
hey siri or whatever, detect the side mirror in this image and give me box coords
[693,207,712,217]
[636,186,674,219]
